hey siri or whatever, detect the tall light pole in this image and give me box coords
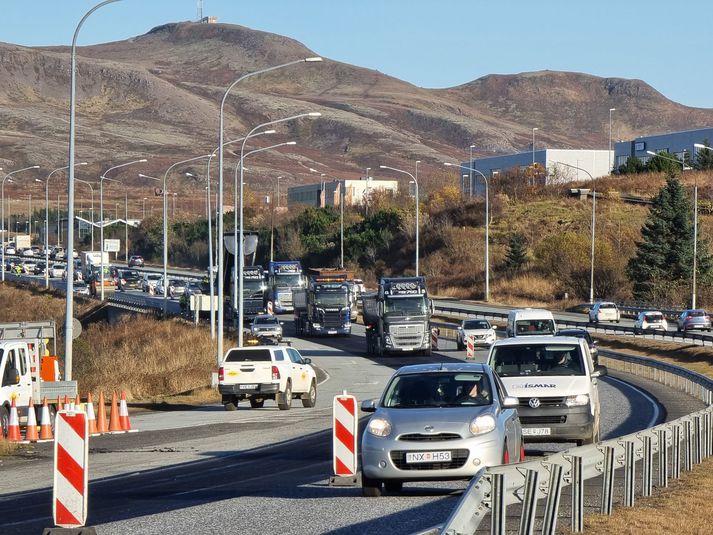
[552,160,596,303]
[532,127,539,165]
[340,178,344,269]
[2,165,40,282]
[469,144,475,197]
[75,178,95,250]
[65,0,122,381]
[445,162,490,301]
[238,115,319,345]
[100,159,146,300]
[379,164,419,276]
[608,108,616,173]
[142,197,147,219]
[217,57,322,363]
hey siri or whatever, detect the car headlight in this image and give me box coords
[565,394,589,407]
[469,414,496,436]
[367,417,392,437]
[312,323,321,328]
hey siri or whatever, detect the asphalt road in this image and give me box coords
[0,316,693,535]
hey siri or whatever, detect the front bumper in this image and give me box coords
[362,432,504,481]
[516,404,593,442]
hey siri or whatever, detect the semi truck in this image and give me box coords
[241,265,267,321]
[267,261,305,313]
[0,320,77,437]
[293,270,352,336]
[362,276,433,356]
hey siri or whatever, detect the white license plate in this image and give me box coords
[522,427,551,436]
[239,384,258,390]
[405,451,452,463]
[328,330,337,334]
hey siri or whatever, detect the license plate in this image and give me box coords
[239,384,257,390]
[405,451,451,463]
[328,330,337,334]
[522,427,551,436]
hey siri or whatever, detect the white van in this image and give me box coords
[506,308,557,337]
[487,336,606,445]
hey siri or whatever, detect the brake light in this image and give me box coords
[218,367,224,381]
[272,366,280,380]
[687,315,693,320]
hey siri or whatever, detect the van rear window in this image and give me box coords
[224,349,272,362]
[515,320,555,335]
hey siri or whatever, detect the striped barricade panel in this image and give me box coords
[333,394,358,477]
[53,410,88,528]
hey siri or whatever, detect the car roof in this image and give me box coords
[254,314,278,320]
[395,362,490,375]
[493,335,582,346]
[509,308,554,319]
[556,328,588,335]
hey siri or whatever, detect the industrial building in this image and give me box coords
[614,126,713,169]
[287,179,399,208]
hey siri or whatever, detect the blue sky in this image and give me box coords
[3,0,712,108]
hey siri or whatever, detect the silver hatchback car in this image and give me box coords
[360,362,522,496]
[677,309,712,332]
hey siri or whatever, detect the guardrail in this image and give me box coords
[434,304,713,346]
[428,350,713,535]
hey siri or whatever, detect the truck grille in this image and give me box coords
[277,292,292,305]
[322,312,344,329]
[520,415,567,425]
[517,397,565,407]
[391,324,424,347]
[390,449,469,470]
[398,433,462,442]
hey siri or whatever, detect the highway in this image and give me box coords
[0,315,697,535]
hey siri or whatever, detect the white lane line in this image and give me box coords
[318,367,331,386]
[606,375,661,429]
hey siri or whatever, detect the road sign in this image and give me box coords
[53,410,89,528]
[332,393,358,478]
[103,239,120,252]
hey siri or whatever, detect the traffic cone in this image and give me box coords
[24,399,39,442]
[119,391,132,431]
[7,398,22,442]
[74,393,81,411]
[38,397,53,441]
[86,392,98,436]
[63,394,70,411]
[96,392,108,434]
[108,392,122,432]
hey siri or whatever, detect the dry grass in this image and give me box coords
[0,283,95,324]
[0,441,19,456]
[490,273,558,306]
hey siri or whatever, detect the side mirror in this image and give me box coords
[502,396,519,408]
[591,365,608,378]
[9,367,21,385]
[361,399,377,413]
[592,340,598,346]
[303,357,312,365]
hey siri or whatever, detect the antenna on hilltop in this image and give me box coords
[197,0,204,21]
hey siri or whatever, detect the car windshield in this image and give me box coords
[254,317,278,325]
[600,303,617,309]
[463,320,490,329]
[382,372,492,408]
[515,319,555,335]
[491,344,585,377]
[244,279,264,297]
[148,275,161,281]
[688,310,707,318]
[315,291,348,307]
[384,296,427,317]
[171,280,186,287]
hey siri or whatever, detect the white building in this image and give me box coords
[287,179,399,208]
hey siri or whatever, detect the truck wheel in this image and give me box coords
[278,381,292,411]
[249,398,265,409]
[224,399,238,411]
[302,380,317,408]
[362,474,383,497]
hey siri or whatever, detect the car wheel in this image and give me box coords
[278,381,292,411]
[223,399,238,411]
[362,475,383,497]
[249,398,265,409]
[0,405,8,438]
[384,480,403,494]
[302,380,317,408]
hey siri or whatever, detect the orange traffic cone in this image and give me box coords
[38,397,53,441]
[108,392,122,432]
[96,392,108,434]
[63,394,70,411]
[7,398,22,442]
[74,393,81,411]
[119,391,132,431]
[24,399,39,442]
[86,392,98,435]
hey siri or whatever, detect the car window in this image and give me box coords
[689,310,706,317]
[224,348,271,362]
[17,346,27,375]
[463,320,490,329]
[287,348,303,364]
[601,303,617,309]
[493,373,509,403]
[382,372,492,408]
[645,313,663,322]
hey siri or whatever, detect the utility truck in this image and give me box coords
[293,268,352,336]
[362,276,433,356]
[0,321,77,436]
[80,250,110,283]
[266,261,305,313]
[241,265,267,321]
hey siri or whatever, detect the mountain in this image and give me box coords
[1,21,712,197]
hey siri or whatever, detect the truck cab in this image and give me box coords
[267,261,305,313]
[294,275,352,336]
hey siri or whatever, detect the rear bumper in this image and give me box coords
[219,383,279,396]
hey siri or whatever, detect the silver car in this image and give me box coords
[677,309,712,332]
[360,362,522,497]
[250,314,283,340]
[456,319,497,349]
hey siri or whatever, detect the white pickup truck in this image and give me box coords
[218,345,317,411]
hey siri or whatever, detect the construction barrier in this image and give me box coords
[119,391,136,432]
[466,335,475,360]
[24,398,39,442]
[431,328,440,350]
[7,398,21,442]
[267,301,273,315]
[39,397,53,441]
[330,391,358,486]
[53,410,88,528]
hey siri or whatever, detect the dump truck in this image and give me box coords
[293,270,352,336]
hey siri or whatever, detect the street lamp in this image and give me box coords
[608,108,616,172]
[532,127,539,165]
[236,114,320,346]
[469,144,476,197]
[217,56,322,364]
[444,162,490,301]
[379,164,420,276]
[551,160,596,303]
[2,165,40,282]
[65,0,122,381]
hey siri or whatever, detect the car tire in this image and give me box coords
[362,475,383,497]
[223,400,238,411]
[249,398,265,409]
[278,381,292,411]
[302,380,317,408]
[384,480,403,494]
[0,405,9,438]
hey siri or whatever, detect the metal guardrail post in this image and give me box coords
[672,424,681,480]
[623,440,635,507]
[570,456,583,532]
[642,434,653,497]
[541,463,563,535]
[694,415,702,465]
[490,472,505,535]
[658,429,669,488]
[683,419,693,471]
[600,445,615,515]
[518,469,539,535]
[704,412,712,459]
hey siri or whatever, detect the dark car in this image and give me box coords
[117,269,142,291]
[128,255,145,267]
[555,328,599,365]
[33,262,47,276]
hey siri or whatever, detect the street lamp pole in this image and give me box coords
[379,164,419,276]
[532,127,538,165]
[217,57,322,363]
[609,108,616,173]
[2,165,40,282]
[75,178,95,251]
[469,144,475,197]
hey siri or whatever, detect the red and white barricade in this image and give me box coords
[267,301,274,315]
[466,335,476,359]
[53,410,89,528]
[330,391,358,485]
[431,328,439,350]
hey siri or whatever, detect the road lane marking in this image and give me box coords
[605,376,661,429]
